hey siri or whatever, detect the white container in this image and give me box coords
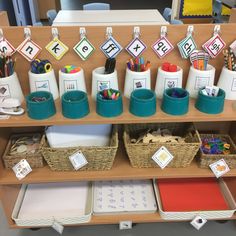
[28,69,59,100]
[185,65,215,98]
[124,68,151,98]
[0,72,24,103]
[59,68,87,97]
[155,66,183,99]
[91,67,118,100]
[217,66,236,100]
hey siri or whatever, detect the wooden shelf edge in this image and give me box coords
[0,98,236,127]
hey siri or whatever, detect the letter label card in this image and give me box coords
[126,38,147,58]
[152,37,174,58]
[46,38,69,60]
[177,35,197,59]
[100,36,123,58]
[0,38,15,55]
[74,37,95,61]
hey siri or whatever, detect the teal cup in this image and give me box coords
[129,89,156,117]
[161,88,189,115]
[62,90,89,119]
[26,91,56,120]
[195,88,225,114]
[96,89,123,117]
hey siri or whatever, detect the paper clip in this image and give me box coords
[0,29,3,40]
[106,27,112,39]
[214,25,221,36]
[133,26,140,38]
[80,27,86,39]
[187,25,194,36]
[24,27,31,40]
[160,26,167,38]
[51,27,59,40]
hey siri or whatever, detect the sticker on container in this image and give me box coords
[164,78,178,89]
[0,38,16,55]
[64,80,77,92]
[194,76,210,90]
[73,37,95,61]
[177,35,197,59]
[69,150,88,170]
[46,38,69,60]
[12,159,32,180]
[190,216,207,230]
[133,78,146,89]
[152,37,174,58]
[17,38,42,62]
[151,146,174,169]
[52,220,64,234]
[97,81,110,91]
[231,78,236,92]
[126,38,147,58]
[35,80,50,92]
[100,36,123,58]
[0,84,10,97]
[202,34,226,58]
[209,159,230,178]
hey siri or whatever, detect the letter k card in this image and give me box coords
[46,38,69,60]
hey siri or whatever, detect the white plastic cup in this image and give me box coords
[124,68,151,98]
[28,69,59,100]
[0,72,24,103]
[217,66,236,100]
[155,66,183,99]
[59,68,87,97]
[185,65,216,98]
[91,67,118,100]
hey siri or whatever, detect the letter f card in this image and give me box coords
[100,36,122,58]
[177,35,197,59]
[46,38,69,60]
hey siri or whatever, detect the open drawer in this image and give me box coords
[12,182,92,227]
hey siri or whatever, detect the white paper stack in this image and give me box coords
[93,180,157,215]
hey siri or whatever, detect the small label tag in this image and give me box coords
[0,38,16,55]
[100,36,123,58]
[17,38,42,62]
[190,216,207,230]
[12,159,32,180]
[152,37,174,58]
[202,34,226,58]
[177,35,197,59]
[165,78,178,89]
[133,78,146,89]
[0,115,10,119]
[230,40,236,57]
[45,38,69,60]
[73,37,95,61]
[209,159,230,178]
[69,150,88,170]
[52,220,64,234]
[151,146,174,169]
[126,38,147,58]
[119,221,132,230]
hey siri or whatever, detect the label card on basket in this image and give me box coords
[52,220,64,234]
[151,146,174,169]
[202,34,226,58]
[209,159,230,178]
[190,216,207,230]
[69,150,88,170]
[152,37,174,58]
[12,159,32,180]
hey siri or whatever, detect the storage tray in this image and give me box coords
[154,179,236,220]
[12,182,93,227]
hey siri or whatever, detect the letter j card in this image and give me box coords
[177,35,197,59]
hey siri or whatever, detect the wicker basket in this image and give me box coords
[2,133,44,169]
[41,125,118,171]
[198,134,236,168]
[123,123,201,168]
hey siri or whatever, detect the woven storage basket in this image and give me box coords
[41,125,118,171]
[198,134,236,168]
[2,133,44,169]
[123,123,201,168]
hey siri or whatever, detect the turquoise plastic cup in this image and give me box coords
[96,89,123,117]
[161,88,189,115]
[129,89,156,117]
[195,88,225,114]
[62,90,89,119]
[26,91,56,120]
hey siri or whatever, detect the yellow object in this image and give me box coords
[182,0,230,16]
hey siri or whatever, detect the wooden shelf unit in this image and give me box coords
[1,24,236,228]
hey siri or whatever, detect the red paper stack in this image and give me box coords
[157,178,229,212]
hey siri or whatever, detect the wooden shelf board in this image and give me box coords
[0,98,236,127]
[1,144,236,185]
